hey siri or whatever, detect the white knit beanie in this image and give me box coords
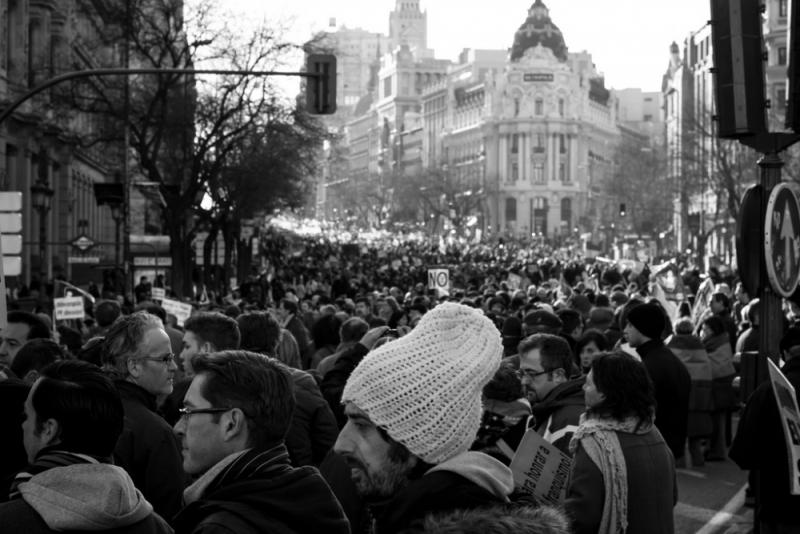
[341,302,502,464]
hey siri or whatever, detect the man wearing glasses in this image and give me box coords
[172,350,349,534]
[102,311,184,522]
[518,333,586,455]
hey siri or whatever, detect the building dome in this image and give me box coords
[509,0,568,62]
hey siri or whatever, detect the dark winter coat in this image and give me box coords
[667,334,713,438]
[730,356,800,525]
[530,378,586,455]
[321,342,370,428]
[172,445,349,534]
[0,378,29,500]
[636,340,691,460]
[565,428,677,534]
[284,368,339,467]
[113,381,185,521]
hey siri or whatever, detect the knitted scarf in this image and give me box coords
[183,444,293,505]
[568,413,653,534]
[9,447,102,499]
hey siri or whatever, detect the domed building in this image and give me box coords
[419,0,620,240]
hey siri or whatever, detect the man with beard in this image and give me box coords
[334,302,514,534]
[518,334,585,454]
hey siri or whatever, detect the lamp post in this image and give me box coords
[30,180,54,278]
[109,201,123,264]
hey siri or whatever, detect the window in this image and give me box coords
[532,163,545,184]
[505,198,517,222]
[559,134,567,154]
[779,47,787,66]
[559,162,567,182]
[777,87,787,109]
[561,197,572,225]
[644,114,653,122]
[780,0,788,17]
[511,163,519,182]
[383,76,393,98]
[558,98,565,117]
[535,98,544,115]
[534,134,545,153]
[514,98,520,117]
[511,134,519,154]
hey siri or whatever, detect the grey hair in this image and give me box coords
[101,311,163,377]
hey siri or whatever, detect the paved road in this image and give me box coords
[675,456,753,533]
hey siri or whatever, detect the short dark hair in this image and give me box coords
[237,311,282,355]
[702,315,726,337]
[11,339,64,378]
[184,312,241,351]
[780,327,800,355]
[142,304,167,323]
[711,292,731,311]
[557,308,582,334]
[587,351,655,429]
[94,300,122,328]
[517,333,573,374]
[32,360,124,457]
[280,299,298,315]
[339,317,369,343]
[575,330,608,357]
[191,350,295,449]
[311,314,341,348]
[7,311,50,340]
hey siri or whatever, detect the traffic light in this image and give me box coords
[709,0,767,138]
[787,0,800,130]
[304,54,337,115]
[619,203,626,217]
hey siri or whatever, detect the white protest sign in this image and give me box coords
[151,287,166,301]
[427,269,450,295]
[161,297,193,327]
[510,428,572,506]
[767,358,800,495]
[54,296,85,321]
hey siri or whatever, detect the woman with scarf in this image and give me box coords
[565,351,676,534]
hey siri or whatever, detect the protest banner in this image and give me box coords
[767,359,800,495]
[161,297,193,327]
[428,268,450,295]
[151,287,166,301]
[510,428,572,506]
[54,296,85,321]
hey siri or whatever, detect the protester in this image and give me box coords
[171,351,349,534]
[0,360,172,532]
[0,311,51,372]
[518,333,584,454]
[238,311,338,466]
[334,302,513,533]
[730,327,800,534]
[8,339,64,384]
[700,315,737,461]
[277,299,312,368]
[0,377,30,502]
[101,311,185,521]
[162,312,241,426]
[418,504,570,534]
[309,314,342,370]
[624,303,691,462]
[316,316,369,380]
[667,318,713,467]
[575,330,608,375]
[565,351,676,534]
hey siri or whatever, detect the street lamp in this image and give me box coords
[30,180,54,277]
[93,182,125,265]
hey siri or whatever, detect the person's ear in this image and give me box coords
[552,368,567,382]
[39,417,61,448]
[22,370,39,385]
[221,408,248,442]
[126,358,142,379]
[201,341,215,354]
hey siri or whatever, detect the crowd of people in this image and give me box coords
[0,229,799,533]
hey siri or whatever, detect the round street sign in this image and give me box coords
[764,183,800,297]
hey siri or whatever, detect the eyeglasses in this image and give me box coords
[516,368,550,381]
[178,407,232,420]
[139,354,175,366]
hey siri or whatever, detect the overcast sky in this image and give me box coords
[214,0,710,93]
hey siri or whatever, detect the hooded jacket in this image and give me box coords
[0,463,172,533]
[370,451,514,534]
[531,378,586,455]
[172,445,349,534]
[417,503,570,534]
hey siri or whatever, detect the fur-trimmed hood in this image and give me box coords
[414,504,570,534]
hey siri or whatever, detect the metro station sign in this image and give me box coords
[70,234,96,252]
